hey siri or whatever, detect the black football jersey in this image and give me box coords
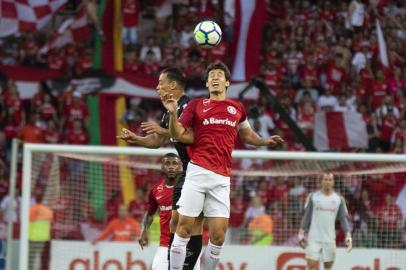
[160,95,191,172]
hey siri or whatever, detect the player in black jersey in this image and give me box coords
[117,68,202,270]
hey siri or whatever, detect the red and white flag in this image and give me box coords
[376,18,389,67]
[314,112,368,151]
[0,0,67,37]
[40,10,90,54]
[230,0,267,82]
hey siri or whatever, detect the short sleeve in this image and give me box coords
[147,189,158,214]
[239,102,247,123]
[179,99,198,129]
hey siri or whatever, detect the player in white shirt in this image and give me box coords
[298,173,352,270]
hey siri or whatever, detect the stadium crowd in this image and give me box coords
[0,0,405,250]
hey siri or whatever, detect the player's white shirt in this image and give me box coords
[307,191,347,243]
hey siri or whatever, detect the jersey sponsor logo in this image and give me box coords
[203,108,213,113]
[227,106,237,115]
[157,185,163,192]
[159,205,172,211]
[203,118,236,127]
[316,206,336,213]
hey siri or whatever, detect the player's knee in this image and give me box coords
[170,211,179,233]
[176,218,194,238]
[324,261,334,269]
[209,230,226,246]
[307,259,318,269]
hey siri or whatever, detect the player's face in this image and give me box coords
[156,73,175,97]
[162,157,182,178]
[118,205,128,219]
[206,69,230,95]
[321,173,334,192]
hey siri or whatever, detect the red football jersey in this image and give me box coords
[179,98,247,176]
[147,179,173,247]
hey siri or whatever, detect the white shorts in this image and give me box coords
[152,246,168,270]
[306,241,336,262]
[177,162,230,218]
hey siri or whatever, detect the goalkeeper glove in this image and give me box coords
[298,229,306,249]
[345,233,352,252]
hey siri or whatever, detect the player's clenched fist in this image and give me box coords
[345,233,352,252]
[117,128,138,144]
[266,135,284,148]
[161,93,178,114]
[298,229,306,249]
[139,230,149,250]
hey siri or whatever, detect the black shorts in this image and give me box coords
[172,173,186,210]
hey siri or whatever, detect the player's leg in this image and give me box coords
[152,247,169,270]
[305,241,322,270]
[321,242,336,270]
[170,166,206,270]
[200,173,230,270]
[183,214,204,270]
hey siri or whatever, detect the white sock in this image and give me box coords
[170,233,190,270]
[201,240,223,270]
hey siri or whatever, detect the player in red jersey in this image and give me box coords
[162,62,284,270]
[139,153,183,270]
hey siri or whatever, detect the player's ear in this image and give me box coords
[170,80,177,90]
[225,81,230,87]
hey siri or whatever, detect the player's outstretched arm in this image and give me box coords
[238,121,284,148]
[117,128,166,148]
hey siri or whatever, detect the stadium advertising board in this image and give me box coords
[50,241,405,270]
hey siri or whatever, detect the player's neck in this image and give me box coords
[173,90,184,101]
[165,178,175,186]
[209,92,227,101]
[321,189,333,196]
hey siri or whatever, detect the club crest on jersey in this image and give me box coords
[203,118,236,127]
[227,106,236,115]
[157,185,163,192]
[203,99,211,106]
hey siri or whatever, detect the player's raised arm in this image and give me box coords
[117,128,167,148]
[238,121,284,148]
[161,93,195,144]
[338,196,352,252]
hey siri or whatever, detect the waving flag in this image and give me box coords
[376,19,389,67]
[314,111,368,151]
[40,10,90,54]
[0,0,67,37]
[230,0,268,81]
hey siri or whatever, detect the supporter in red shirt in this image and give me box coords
[376,194,403,248]
[62,91,89,130]
[370,70,390,110]
[47,48,65,73]
[75,49,93,75]
[379,108,398,151]
[18,114,44,144]
[325,55,347,95]
[228,191,247,244]
[39,94,57,122]
[128,189,148,222]
[124,51,142,73]
[122,0,139,46]
[64,120,89,145]
[142,50,160,76]
[44,121,61,144]
[299,56,319,87]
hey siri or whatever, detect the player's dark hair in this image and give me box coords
[163,153,180,159]
[204,61,231,82]
[161,68,186,89]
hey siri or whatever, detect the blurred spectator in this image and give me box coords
[64,120,89,145]
[353,218,378,248]
[242,196,265,228]
[128,189,148,222]
[317,87,338,111]
[0,209,6,270]
[18,114,44,144]
[226,190,246,244]
[334,95,354,112]
[248,212,273,245]
[61,91,89,130]
[348,0,366,33]
[93,204,140,243]
[140,37,161,62]
[28,192,53,270]
[124,51,142,73]
[43,121,61,144]
[122,0,139,46]
[376,193,403,248]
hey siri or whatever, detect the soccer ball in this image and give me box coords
[193,20,222,48]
